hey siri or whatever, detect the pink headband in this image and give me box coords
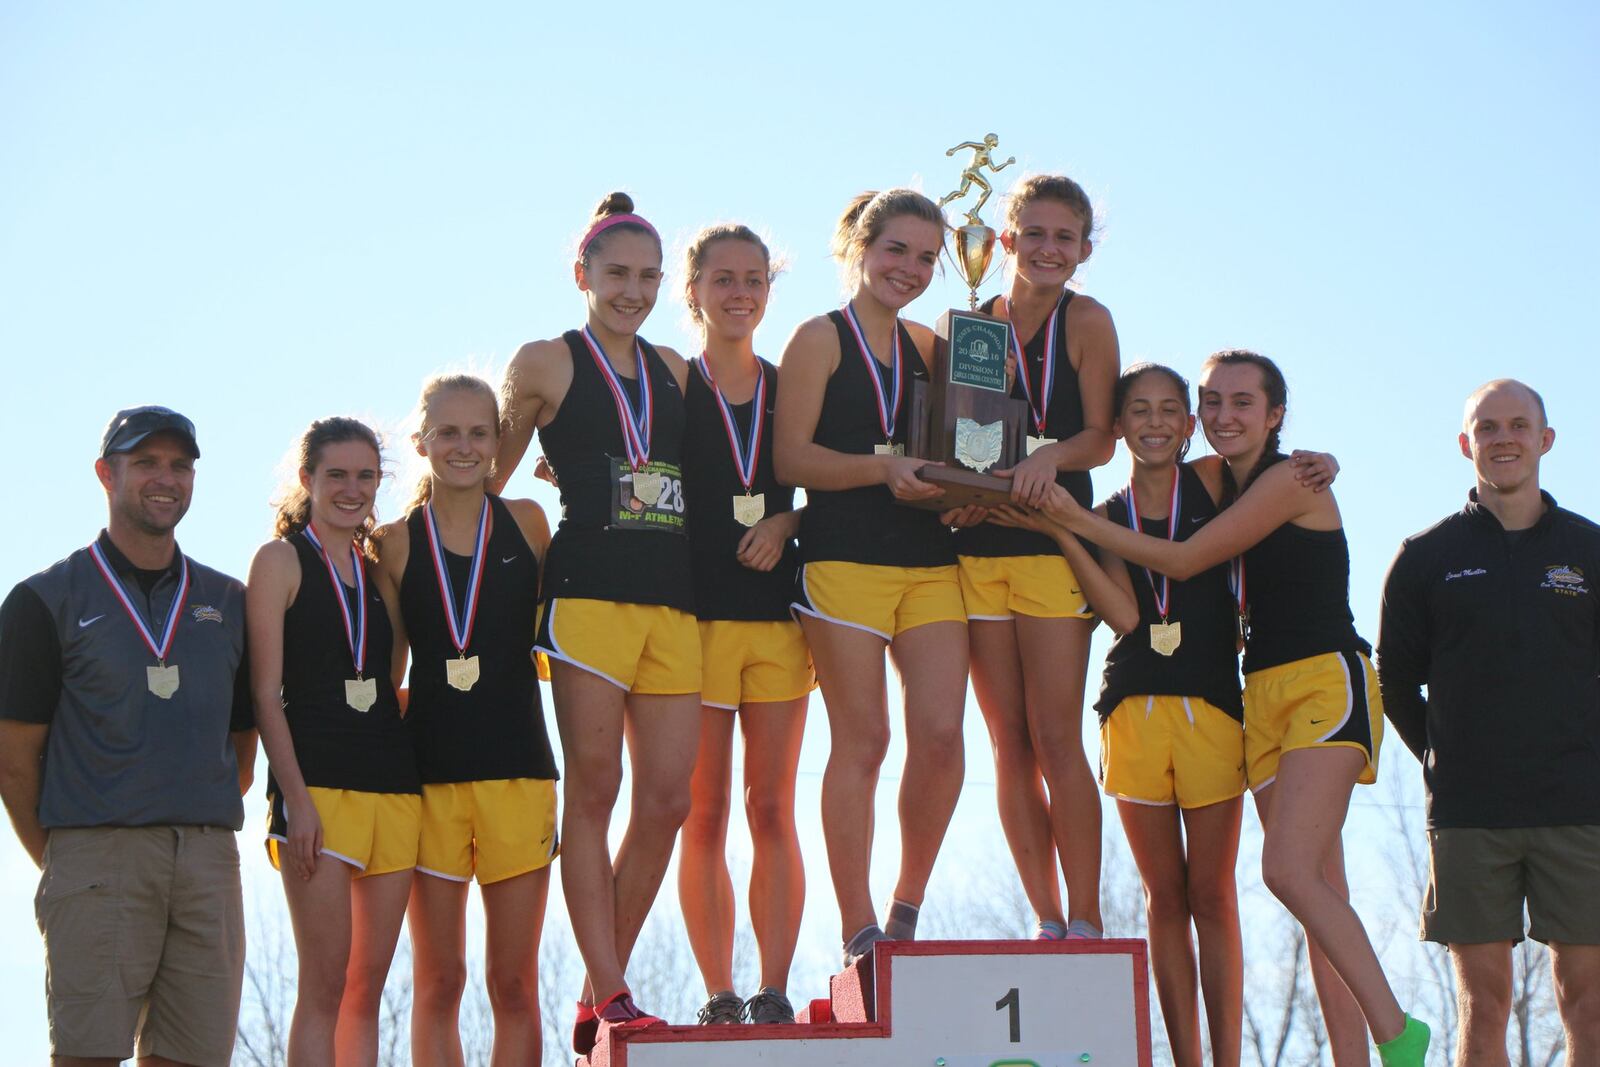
[579,213,659,257]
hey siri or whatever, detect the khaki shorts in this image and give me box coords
[34,825,244,1065]
[1422,824,1600,946]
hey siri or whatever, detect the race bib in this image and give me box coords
[610,457,688,535]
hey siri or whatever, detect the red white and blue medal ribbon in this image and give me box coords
[1121,469,1181,620]
[583,326,653,470]
[697,357,765,493]
[88,541,189,666]
[842,304,903,442]
[302,523,368,678]
[423,498,489,657]
[1008,293,1064,435]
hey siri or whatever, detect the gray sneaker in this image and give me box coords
[696,990,745,1025]
[743,987,796,1024]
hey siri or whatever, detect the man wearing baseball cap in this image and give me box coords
[0,405,257,1066]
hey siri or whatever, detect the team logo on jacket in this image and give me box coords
[1540,564,1588,596]
[190,604,224,623]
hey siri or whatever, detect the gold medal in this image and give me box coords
[874,442,905,457]
[631,470,663,506]
[446,655,480,692]
[345,677,377,713]
[732,493,765,527]
[1026,435,1056,456]
[1150,621,1182,657]
[147,663,180,699]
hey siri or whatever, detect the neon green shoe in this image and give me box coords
[1377,1014,1430,1067]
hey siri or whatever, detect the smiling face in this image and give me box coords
[576,229,662,337]
[857,215,942,312]
[302,439,381,537]
[1116,370,1195,469]
[96,432,195,536]
[1002,198,1092,290]
[689,238,769,344]
[1198,361,1283,463]
[416,386,500,492]
[1459,381,1553,495]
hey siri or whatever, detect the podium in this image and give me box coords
[582,939,1153,1066]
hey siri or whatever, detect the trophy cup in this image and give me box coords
[904,134,1030,509]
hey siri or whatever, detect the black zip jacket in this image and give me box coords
[1376,490,1600,829]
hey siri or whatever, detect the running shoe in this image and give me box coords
[696,990,745,1025]
[743,987,797,1024]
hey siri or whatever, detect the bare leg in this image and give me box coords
[969,619,1063,927]
[1180,797,1243,1067]
[334,867,412,1066]
[482,868,551,1067]
[550,662,629,999]
[281,857,356,1066]
[678,707,738,994]
[1550,943,1600,1067]
[1117,800,1202,1067]
[1256,747,1406,1060]
[612,691,701,975]
[888,620,969,911]
[740,696,808,991]
[1449,941,1512,1067]
[801,614,890,941]
[407,873,469,1067]
[1015,615,1100,930]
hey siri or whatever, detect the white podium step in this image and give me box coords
[584,939,1152,1067]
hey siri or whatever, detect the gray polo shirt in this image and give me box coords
[0,532,252,829]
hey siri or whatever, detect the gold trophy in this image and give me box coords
[904,134,1029,508]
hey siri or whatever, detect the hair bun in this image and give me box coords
[594,191,635,220]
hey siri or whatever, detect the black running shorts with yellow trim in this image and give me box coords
[267,787,421,877]
[536,597,701,694]
[1243,650,1383,792]
[793,561,965,640]
[1100,694,1245,809]
[698,619,815,710]
[957,554,1093,621]
[416,776,558,885]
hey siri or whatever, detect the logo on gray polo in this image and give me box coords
[77,613,105,628]
[190,604,224,624]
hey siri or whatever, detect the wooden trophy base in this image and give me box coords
[903,464,1015,510]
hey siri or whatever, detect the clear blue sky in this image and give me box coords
[3,3,1597,1061]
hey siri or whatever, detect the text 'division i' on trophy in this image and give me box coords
[904,133,1030,509]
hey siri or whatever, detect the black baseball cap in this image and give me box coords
[100,406,201,459]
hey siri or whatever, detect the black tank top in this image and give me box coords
[273,532,419,795]
[798,311,955,568]
[684,358,798,621]
[1241,519,1371,674]
[955,293,1094,558]
[399,495,558,783]
[537,329,693,611]
[1095,465,1243,722]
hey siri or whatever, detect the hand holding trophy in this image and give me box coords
[904,134,1030,509]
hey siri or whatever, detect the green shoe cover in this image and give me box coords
[1377,1014,1430,1067]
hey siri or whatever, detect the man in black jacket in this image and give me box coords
[1377,379,1599,1066]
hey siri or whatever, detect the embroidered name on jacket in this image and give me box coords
[1444,567,1487,581]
